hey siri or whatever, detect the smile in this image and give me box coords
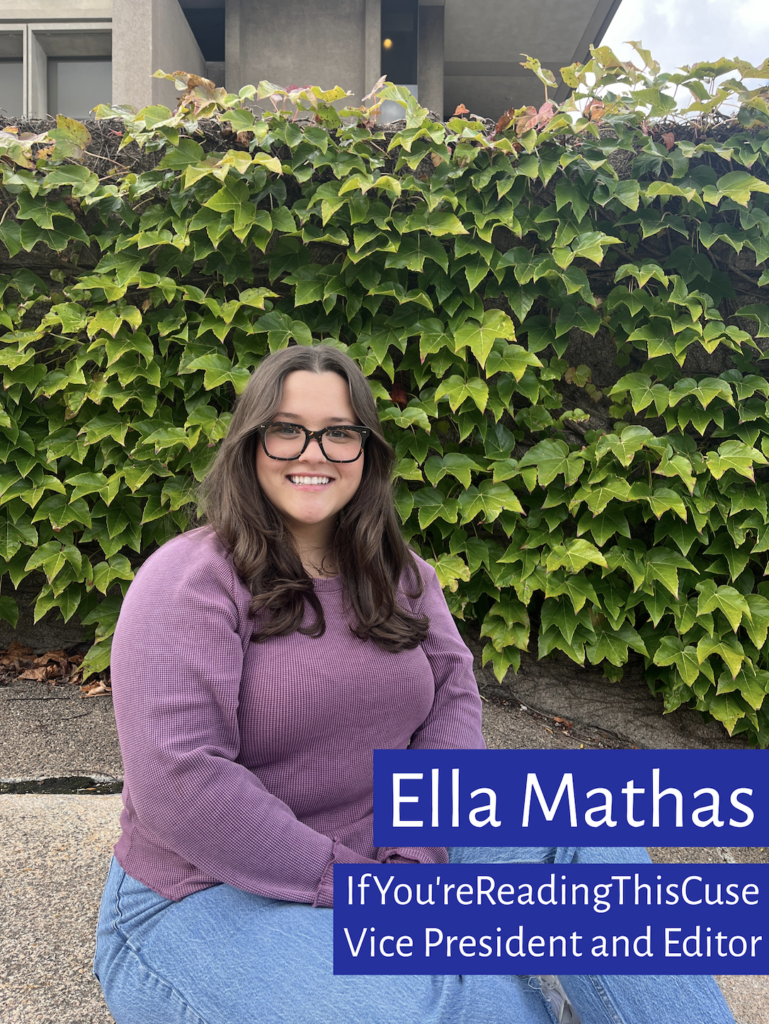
[287,475,333,485]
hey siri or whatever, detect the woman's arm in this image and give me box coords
[408,561,486,751]
[111,533,375,907]
[376,560,486,866]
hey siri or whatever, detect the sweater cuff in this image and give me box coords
[377,847,449,866]
[313,840,378,908]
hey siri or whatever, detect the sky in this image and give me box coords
[602,0,769,76]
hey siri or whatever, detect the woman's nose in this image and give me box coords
[300,437,327,459]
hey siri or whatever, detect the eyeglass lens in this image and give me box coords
[263,423,363,461]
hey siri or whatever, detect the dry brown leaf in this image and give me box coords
[19,666,50,682]
[495,107,515,135]
[3,641,33,659]
[584,99,605,121]
[80,679,112,698]
[33,649,69,667]
[453,103,470,116]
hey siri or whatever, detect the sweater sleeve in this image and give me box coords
[110,536,375,908]
[408,560,486,752]
[375,559,485,868]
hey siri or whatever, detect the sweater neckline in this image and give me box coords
[311,574,343,592]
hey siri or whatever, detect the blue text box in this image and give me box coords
[334,864,768,974]
[373,750,766,847]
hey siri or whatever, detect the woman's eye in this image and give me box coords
[327,428,355,440]
[270,424,301,436]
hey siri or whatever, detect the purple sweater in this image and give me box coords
[110,527,485,906]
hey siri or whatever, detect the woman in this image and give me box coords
[93,344,735,1024]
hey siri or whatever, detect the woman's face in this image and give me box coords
[255,370,365,537]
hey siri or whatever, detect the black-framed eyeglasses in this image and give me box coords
[256,422,370,462]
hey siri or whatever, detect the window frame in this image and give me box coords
[0,21,112,118]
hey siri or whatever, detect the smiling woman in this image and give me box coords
[92,344,738,1024]
[198,345,429,647]
[254,371,367,577]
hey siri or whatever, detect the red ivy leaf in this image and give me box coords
[390,384,408,409]
[495,107,515,135]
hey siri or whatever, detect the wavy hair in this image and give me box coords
[199,345,428,651]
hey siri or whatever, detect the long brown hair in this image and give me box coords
[199,345,428,651]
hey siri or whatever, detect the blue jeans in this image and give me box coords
[93,846,736,1024]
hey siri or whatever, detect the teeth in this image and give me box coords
[288,476,332,485]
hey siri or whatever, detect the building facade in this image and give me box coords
[0,0,621,123]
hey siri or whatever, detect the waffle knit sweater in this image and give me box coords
[110,526,485,907]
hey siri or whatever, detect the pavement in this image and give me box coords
[1,648,767,1024]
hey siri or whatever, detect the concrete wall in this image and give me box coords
[112,0,206,109]
[0,0,111,19]
[418,3,443,119]
[226,0,379,104]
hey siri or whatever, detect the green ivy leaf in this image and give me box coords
[653,637,701,686]
[435,375,489,413]
[545,539,608,573]
[697,634,745,681]
[696,580,751,632]
[587,621,647,667]
[412,487,460,529]
[459,481,524,523]
[645,547,697,599]
[427,554,471,591]
[453,310,516,369]
[706,440,767,481]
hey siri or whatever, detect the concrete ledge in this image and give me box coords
[1,794,767,1024]
[2,664,766,1022]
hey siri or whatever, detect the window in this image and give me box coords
[33,28,112,117]
[380,0,418,122]
[0,23,111,118]
[0,31,23,117]
[48,59,112,119]
[0,61,23,118]
[381,0,418,86]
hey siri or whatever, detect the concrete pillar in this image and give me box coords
[364,0,380,97]
[224,0,242,94]
[233,1,370,104]
[418,2,444,119]
[112,0,206,110]
[25,27,48,118]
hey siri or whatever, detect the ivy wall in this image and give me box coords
[1,48,769,743]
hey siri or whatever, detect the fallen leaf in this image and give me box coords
[19,666,50,682]
[661,131,675,151]
[33,649,69,667]
[453,103,470,116]
[80,679,112,698]
[3,641,33,659]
